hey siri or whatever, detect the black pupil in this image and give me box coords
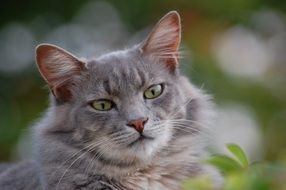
[151,89,155,95]
[101,103,105,109]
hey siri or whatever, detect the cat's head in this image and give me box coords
[35,11,205,168]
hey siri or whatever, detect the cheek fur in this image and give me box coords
[150,88,177,119]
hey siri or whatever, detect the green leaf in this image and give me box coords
[182,176,213,190]
[206,155,243,174]
[227,143,249,168]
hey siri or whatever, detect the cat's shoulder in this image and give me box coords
[0,160,41,190]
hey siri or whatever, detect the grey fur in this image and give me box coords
[0,11,221,190]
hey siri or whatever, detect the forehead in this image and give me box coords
[83,50,168,97]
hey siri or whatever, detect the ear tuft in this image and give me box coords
[142,11,181,71]
[35,44,86,101]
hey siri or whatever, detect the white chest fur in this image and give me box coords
[123,163,196,190]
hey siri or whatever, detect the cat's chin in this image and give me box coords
[128,139,157,161]
[100,138,159,167]
[132,133,170,158]
[126,133,171,162]
[94,135,171,179]
[90,127,172,178]
[128,134,154,146]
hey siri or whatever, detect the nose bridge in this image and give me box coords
[122,97,146,121]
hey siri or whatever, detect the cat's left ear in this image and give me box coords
[35,44,86,101]
[141,11,181,72]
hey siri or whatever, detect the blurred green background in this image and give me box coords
[0,0,285,167]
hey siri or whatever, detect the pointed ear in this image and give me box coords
[141,11,181,71]
[35,44,86,101]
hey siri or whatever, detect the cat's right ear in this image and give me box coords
[35,44,86,101]
[140,11,181,72]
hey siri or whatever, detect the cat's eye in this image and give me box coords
[144,84,163,99]
[91,99,113,111]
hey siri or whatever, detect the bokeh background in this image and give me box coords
[0,0,285,166]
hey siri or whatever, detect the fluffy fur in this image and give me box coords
[0,11,221,190]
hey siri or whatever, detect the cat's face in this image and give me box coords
[73,51,181,164]
[36,12,187,166]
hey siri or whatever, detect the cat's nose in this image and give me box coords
[127,118,148,133]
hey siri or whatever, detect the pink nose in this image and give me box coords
[127,118,148,133]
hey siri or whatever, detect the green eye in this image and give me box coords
[91,100,113,111]
[144,84,163,99]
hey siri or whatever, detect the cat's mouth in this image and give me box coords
[128,134,154,147]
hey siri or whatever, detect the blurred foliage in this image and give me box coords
[183,144,286,190]
[206,144,249,172]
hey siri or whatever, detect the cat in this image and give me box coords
[0,11,221,190]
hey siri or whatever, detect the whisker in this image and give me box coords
[166,120,216,133]
[169,122,212,134]
[49,140,97,181]
[166,96,194,119]
[56,138,112,190]
[50,131,126,177]
[83,141,114,176]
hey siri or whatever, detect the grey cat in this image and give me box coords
[0,11,221,190]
